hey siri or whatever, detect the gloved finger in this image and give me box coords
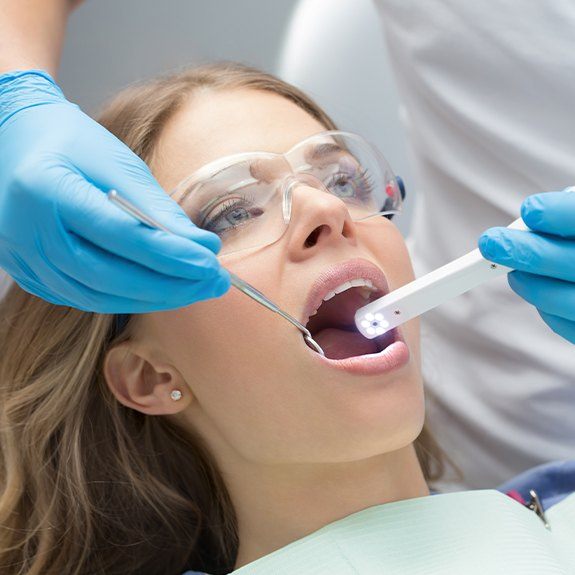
[521,188,575,239]
[70,273,231,314]
[14,262,230,314]
[54,172,223,281]
[478,228,575,283]
[47,231,231,305]
[508,271,575,321]
[4,244,104,308]
[537,310,575,344]
[77,273,230,313]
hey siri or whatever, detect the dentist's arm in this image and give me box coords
[0,0,80,75]
[0,1,230,313]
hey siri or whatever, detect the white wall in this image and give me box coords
[59,0,297,113]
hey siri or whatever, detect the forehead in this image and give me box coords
[153,88,328,192]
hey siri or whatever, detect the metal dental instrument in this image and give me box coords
[355,217,530,338]
[107,190,325,355]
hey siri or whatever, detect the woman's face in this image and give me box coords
[132,88,424,466]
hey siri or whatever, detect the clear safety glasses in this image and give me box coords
[171,131,405,256]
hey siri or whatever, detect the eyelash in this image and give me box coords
[326,167,376,199]
[354,169,397,219]
[201,193,256,232]
[355,167,376,196]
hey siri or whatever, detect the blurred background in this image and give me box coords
[60,0,414,233]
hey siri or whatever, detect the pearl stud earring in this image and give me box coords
[170,389,182,401]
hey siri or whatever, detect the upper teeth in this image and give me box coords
[309,278,377,317]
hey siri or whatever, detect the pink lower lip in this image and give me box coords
[308,329,410,376]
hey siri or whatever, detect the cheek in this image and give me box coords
[150,256,313,457]
[361,219,420,357]
[364,220,415,288]
[157,287,277,398]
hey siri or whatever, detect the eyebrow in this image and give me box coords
[194,191,235,225]
[179,168,260,211]
[181,174,261,226]
[176,142,345,204]
[177,167,229,205]
[306,142,344,163]
[177,155,273,204]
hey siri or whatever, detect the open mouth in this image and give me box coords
[303,260,400,360]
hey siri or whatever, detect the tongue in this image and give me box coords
[313,327,380,360]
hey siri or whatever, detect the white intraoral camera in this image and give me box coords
[355,217,529,338]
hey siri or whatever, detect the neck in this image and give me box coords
[230,444,428,569]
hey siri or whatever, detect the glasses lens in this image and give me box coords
[289,132,402,221]
[175,156,291,255]
[172,132,402,256]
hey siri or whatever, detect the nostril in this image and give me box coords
[304,225,326,248]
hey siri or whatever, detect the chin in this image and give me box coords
[324,391,426,462]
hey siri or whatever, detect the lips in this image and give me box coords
[301,257,390,325]
[301,258,399,361]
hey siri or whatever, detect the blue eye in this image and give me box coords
[201,195,264,235]
[325,167,375,201]
[328,174,356,198]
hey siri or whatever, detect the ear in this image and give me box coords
[103,343,191,415]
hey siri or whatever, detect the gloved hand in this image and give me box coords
[479,188,575,344]
[0,70,230,313]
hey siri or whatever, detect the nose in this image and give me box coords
[283,175,357,261]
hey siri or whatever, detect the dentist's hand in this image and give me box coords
[0,70,230,313]
[479,188,575,344]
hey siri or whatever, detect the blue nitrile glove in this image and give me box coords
[0,70,230,313]
[478,188,575,344]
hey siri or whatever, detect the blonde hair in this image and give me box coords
[0,63,454,575]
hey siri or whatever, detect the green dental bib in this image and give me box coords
[233,490,575,574]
